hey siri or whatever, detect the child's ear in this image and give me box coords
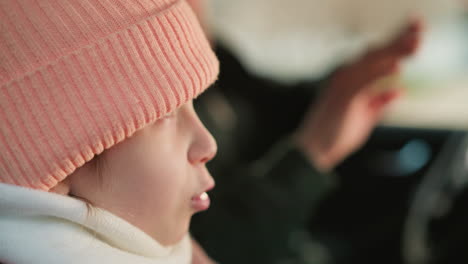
[49,177,71,195]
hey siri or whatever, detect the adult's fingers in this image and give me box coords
[369,88,403,114]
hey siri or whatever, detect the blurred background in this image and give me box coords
[191,0,468,263]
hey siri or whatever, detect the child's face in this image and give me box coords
[68,101,217,246]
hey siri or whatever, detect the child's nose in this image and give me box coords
[188,118,217,165]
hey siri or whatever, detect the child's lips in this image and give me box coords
[191,185,214,212]
[191,192,210,211]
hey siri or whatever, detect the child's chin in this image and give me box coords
[151,219,191,246]
[175,220,191,242]
[170,230,190,246]
[155,231,187,247]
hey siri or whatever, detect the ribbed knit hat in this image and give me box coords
[0,0,219,190]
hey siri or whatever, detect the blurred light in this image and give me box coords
[396,139,432,176]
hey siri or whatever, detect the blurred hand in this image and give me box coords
[294,18,424,171]
[191,237,218,264]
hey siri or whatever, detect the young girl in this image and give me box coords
[0,0,219,263]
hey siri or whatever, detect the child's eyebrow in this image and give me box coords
[163,110,177,117]
[164,106,182,117]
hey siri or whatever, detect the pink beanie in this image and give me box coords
[0,0,219,190]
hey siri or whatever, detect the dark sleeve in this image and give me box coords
[191,136,336,264]
[232,136,336,226]
[191,44,336,264]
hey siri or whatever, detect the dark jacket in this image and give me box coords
[191,45,334,264]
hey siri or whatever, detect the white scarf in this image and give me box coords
[0,183,191,264]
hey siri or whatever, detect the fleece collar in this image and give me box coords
[0,183,191,264]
